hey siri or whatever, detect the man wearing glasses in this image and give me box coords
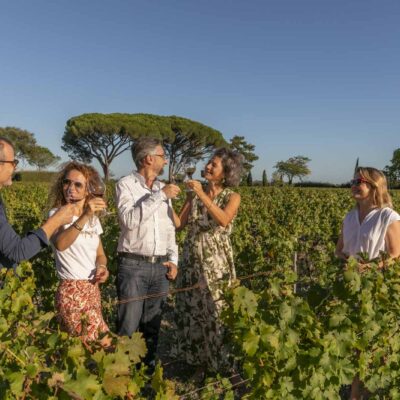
[115,137,180,372]
[0,137,75,268]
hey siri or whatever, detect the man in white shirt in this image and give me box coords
[115,137,180,371]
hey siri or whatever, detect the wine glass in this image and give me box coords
[87,179,110,217]
[170,174,184,184]
[184,162,197,192]
[169,174,184,201]
[185,163,196,180]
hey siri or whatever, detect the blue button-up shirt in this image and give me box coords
[0,196,48,268]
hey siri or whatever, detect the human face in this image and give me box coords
[351,173,371,202]
[62,170,87,203]
[151,145,168,176]
[0,142,17,189]
[204,156,225,183]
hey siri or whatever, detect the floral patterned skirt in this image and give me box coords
[56,280,109,341]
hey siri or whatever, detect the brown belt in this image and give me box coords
[118,252,168,264]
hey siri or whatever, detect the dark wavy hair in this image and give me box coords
[212,148,244,187]
[48,161,102,209]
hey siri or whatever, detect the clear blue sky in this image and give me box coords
[1,0,399,183]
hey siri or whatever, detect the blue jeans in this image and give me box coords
[117,255,169,365]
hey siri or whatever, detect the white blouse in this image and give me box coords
[49,209,103,280]
[342,207,400,259]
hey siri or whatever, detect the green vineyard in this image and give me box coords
[2,184,400,399]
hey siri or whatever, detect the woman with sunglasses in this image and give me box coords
[336,167,400,262]
[48,161,110,344]
[336,167,400,400]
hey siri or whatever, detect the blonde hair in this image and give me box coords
[356,167,392,208]
[48,161,102,209]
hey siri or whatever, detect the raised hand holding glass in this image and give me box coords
[87,179,110,217]
[184,162,196,192]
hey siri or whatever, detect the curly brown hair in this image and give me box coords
[48,161,103,209]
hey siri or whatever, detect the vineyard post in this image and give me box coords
[293,251,297,294]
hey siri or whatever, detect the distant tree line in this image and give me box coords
[18,112,400,189]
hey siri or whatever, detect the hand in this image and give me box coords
[163,261,178,280]
[94,265,109,283]
[185,180,204,196]
[52,204,76,225]
[162,184,181,199]
[84,197,107,216]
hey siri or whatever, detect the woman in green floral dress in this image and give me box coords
[171,148,244,376]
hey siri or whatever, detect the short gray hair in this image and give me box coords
[213,148,244,187]
[0,137,15,160]
[131,137,163,169]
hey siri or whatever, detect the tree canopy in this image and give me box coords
[163,116,226,181]
[229,135,258,175]
[62,113,226,181]
[274,155,311,185]
[0,127,60,170]
[246,171,253,186]
[262,170,268,186]
[29,146,61,170]
[384,149,400,187]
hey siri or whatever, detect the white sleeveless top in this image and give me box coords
[342,207,400,259]
[49,209,103,280]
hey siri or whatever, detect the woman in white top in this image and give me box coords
[336,167,400,262]
[336,167,400,400]
[48,161,110,343]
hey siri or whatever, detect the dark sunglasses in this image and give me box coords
[350,178,368,186]
[0,159,19,167]
[62,178,85,190]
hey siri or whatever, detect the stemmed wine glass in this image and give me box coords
[170,174,183,185]
[184,161,196,191]
[87,178,110,217]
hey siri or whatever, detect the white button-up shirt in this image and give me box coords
[115,171,178,265]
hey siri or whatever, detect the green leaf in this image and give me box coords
[103,373,131,397]
[233,286,258,318]
[11,291,32,314]
[280,302,295,323]
[103,352,131,376]
[0,317,9,333]
[116,333,147,363]
[47,333,59,349]
[243,330,260,356]
[6,371,25,395]
[63,366,101,399]
[67,341,85,364]
[26,363,39,378]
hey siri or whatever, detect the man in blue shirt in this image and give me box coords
[0,137,75,268]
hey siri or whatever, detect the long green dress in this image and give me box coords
[171,188,237,371]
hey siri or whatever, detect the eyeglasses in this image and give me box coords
[0,159,19,167]
[62,178,85,190]
[350,178,368,186]
[152,153,168,160]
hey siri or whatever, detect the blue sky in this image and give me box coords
[1,0,399,183]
